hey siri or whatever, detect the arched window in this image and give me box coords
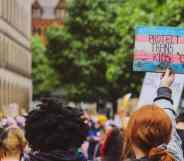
[32,0,43,19]
[55,0,66,20]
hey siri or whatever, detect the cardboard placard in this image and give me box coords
[138,72,184,113]
[134,26,184,73]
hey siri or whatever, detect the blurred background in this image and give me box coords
[1,0,184,117]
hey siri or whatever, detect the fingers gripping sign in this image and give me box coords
[160,69,175,88]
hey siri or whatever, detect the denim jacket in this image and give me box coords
[154,87,184,161]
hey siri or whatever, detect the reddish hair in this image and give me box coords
[123,105,175,161]
[100,127,123,161]
[100,128,113,158]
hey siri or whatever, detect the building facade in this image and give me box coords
[32,0,66,38]
[0,0,32,115]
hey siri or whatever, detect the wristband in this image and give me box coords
[153,87,173,104]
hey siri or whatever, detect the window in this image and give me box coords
[0,35,4,67]
[2,0,7,19]
[55,0,66,20]
[55,8,65,20]
[32,0,43,19]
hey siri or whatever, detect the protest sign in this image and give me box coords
[137,72,184,113]
[134,26,184,73]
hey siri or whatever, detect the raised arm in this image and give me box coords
[154,69,183,161]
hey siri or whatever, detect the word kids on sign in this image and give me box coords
[133,26,184,73]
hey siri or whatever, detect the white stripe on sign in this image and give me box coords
[135,41,184,54]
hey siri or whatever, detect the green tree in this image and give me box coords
[46,0,126,112]
[46,0,184,111]
[32,35,59,97]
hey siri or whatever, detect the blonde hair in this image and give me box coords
[0,127,26,157]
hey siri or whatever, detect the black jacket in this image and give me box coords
[22,150,87,161]
[176,129,184,156]
[133,157,149,161]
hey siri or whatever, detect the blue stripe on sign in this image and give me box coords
[133,60,184,73]
[135,26,184,36]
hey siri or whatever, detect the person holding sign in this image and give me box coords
[123,69,183,161]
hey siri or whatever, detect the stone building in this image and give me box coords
[0,0,32,115]
[32,0,66,37]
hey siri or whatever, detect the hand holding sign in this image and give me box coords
[160,68,175,88]
[138,72,184,112]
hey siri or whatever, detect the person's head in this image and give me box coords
[0,127,26,158]
[101,127,123,161]
[96,115,107,128]
[25,97,89,152]
[176,113,184,130]
[124,105,174,161]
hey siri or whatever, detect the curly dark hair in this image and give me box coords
[25,97,89,152]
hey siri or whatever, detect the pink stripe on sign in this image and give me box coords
[135,35,148,42]
[135,35,184,44]
[134,53,153,61]
[134,51,184,64]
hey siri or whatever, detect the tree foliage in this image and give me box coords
[46,0,184,103]
[46,0,124,102]
[32,35,59,96]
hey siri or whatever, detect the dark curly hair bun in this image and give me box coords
[25,97,89,152]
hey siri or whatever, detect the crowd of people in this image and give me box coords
[0,69,184,161]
